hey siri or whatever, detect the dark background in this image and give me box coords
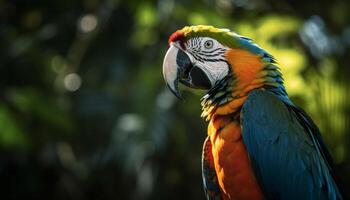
[0,0,350,199]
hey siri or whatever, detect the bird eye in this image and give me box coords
[204,40,214,49]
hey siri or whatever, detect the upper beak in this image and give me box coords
[162,44,186,99]
[163,44,212,99]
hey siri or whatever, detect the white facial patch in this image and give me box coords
[185,37,230,85]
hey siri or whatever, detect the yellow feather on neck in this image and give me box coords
[214,49,266,116]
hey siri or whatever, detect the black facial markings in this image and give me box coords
[188,51,228,64]
[198,50,226,57]
[186,37,227,65]
[188,51,204,62]
[201,48,226,54]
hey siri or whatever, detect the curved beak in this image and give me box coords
[163,45,183,99]
[163,44,212,99]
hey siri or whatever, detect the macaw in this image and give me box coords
[162,25,343,200]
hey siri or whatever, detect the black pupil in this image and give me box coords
[206,41,211,47]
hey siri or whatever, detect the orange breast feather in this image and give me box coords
[208,115,264,200]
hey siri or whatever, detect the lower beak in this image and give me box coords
[163,44,212,99]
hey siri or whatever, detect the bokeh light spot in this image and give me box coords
[50,56,66,73]
[64,73,82,92]
[118,113,144,132]
[79,14,98,33]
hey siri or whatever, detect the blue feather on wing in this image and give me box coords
[240,89,343,200]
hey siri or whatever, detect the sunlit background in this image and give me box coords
[1,0,350,199]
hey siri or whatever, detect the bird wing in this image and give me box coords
[202,136,222,200]
[240,89,342,200]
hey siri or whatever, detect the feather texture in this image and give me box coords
[202,136,222,200]
[241,89,343,200]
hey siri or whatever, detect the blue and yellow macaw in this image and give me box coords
[162,25,343,200]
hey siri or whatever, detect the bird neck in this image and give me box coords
[201,48,288,121]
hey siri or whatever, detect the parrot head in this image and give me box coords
[163,26,232,99]
[163,25,286,120]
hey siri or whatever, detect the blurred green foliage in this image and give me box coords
[0,0,350,199]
